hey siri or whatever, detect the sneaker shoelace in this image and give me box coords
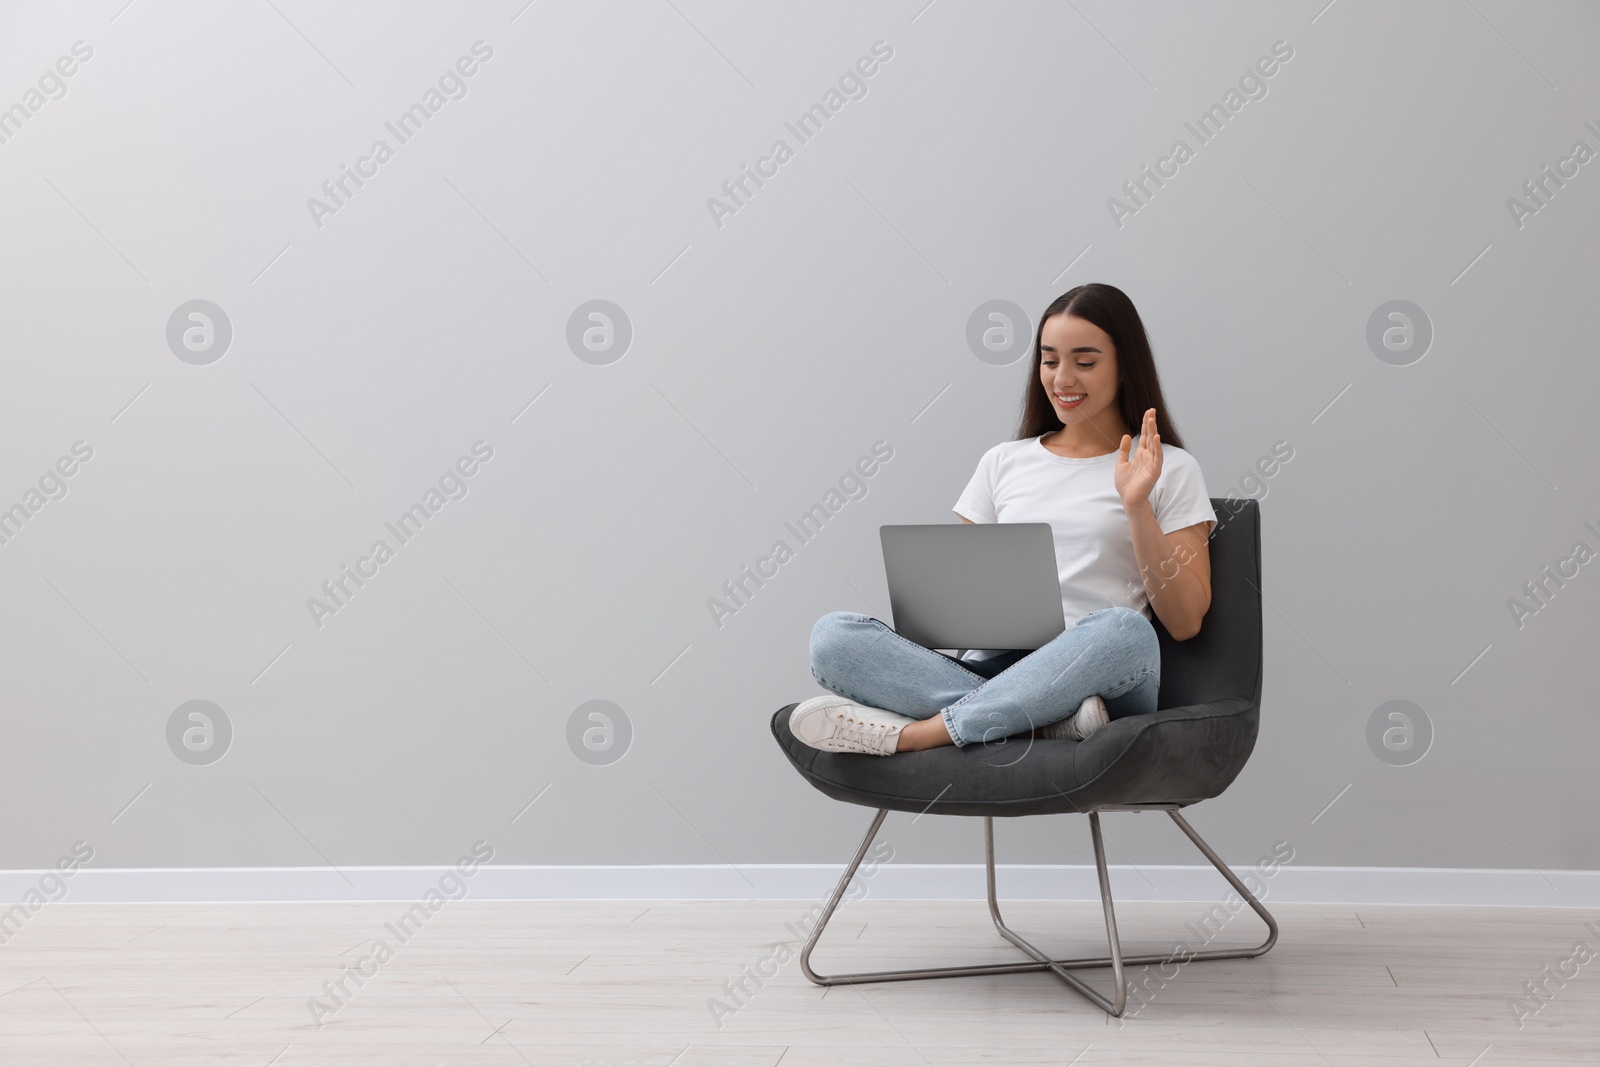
[835,714,896,755]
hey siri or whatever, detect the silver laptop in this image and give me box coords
[879,523,1066,651]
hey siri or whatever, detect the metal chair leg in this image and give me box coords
[1165,809,1280,960]
[986,812,1127,1014]
[799,809,1053,985]
[798,805,1279,1017]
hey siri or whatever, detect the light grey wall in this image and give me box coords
[2,0,1597,876]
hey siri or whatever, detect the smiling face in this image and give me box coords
[1039,313,1123,430]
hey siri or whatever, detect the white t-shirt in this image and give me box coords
[952,433,1217,662]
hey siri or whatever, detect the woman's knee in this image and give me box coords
[1094,606,1160,664]
[810,611,872,670]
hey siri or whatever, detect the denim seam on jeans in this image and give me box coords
[810,669,870,707]
[811,614,989,695]
[939,612,1159,747]
[1101,667,1159,700]
[869,615,989,684]
[939,648,1155,717]
[941,664,1156,748]
[938,642,1055,716]
[812,614,988,713]
[940,705,971,747]
[943,664,1155,712]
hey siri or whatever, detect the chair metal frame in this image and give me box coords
[798,804,1279,1017]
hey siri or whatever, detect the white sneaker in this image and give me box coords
[1038,695,1110,742]
[789,696,915,756]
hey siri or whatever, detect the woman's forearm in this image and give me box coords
[1124,499,1208,639]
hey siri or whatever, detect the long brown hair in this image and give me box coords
[1016,283,1187,451]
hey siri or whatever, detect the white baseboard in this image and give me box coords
[3,864,1599,907]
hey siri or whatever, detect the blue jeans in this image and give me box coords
[809,606,1161,748]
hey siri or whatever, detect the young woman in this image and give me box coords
[790,283,1217,757]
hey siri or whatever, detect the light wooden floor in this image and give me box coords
[1,899,1596,1064]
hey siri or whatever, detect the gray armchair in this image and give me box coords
[769,498,1275,1016]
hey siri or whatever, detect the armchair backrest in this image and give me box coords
[1148,498,1263,712]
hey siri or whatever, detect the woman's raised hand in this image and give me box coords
[1114,407,1162,508]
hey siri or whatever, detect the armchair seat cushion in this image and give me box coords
[770,696,1257,817]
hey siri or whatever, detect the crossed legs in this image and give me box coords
[808,606,1162,751]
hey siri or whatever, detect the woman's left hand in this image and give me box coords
[1114,407,1162,509]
